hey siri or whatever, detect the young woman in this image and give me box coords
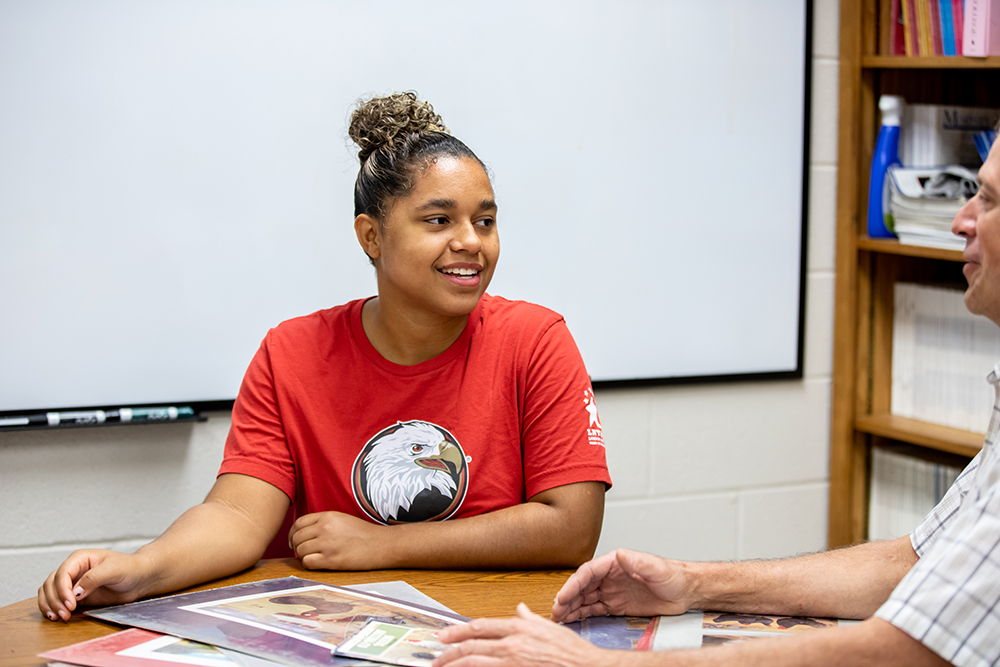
[39,92,610,621]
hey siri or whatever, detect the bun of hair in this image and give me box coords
[349,92,448,162]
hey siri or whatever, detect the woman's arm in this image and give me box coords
[289,480,605,570]
[38,473,289,620]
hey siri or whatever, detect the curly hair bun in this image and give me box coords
[349,92,448,162]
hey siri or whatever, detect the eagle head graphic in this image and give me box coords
[352,420,468,524]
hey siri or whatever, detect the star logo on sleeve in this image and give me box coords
[583,388,605,447]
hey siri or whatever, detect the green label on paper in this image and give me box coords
[349,623,412,656]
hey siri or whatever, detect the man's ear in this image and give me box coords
[354,214,382,260]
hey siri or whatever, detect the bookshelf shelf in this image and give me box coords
[863,56,1000,69]
[855,414,984,459]
[856,237,965,261]
[828,0,999,548]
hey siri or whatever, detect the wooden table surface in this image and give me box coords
[0,559,573,667]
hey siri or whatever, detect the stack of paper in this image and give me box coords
[892,282,1000,433]
[38,577,657,667]
[868,446,962,542]
[41,578,467,667]
[887,165,977,249]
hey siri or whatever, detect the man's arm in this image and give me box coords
[434,605,949,667]
[38,473,289,620]
[554,538,918,623]
[288,481,604,570]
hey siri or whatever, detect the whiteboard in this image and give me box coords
[0,0,810,414]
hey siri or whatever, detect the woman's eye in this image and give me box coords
[476,217,495,227]
[427,217,448,225]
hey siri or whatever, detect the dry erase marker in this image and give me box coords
[0,414,49,428]
[119,407,195,422]
[45,410,113,426]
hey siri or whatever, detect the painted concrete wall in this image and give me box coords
[0,0,840,608]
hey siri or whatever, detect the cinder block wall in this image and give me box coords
[0,0,840,607]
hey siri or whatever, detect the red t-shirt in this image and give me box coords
[220,294,611,555]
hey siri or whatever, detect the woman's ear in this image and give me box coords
[354,214,382,260]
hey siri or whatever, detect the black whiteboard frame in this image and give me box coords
[0,0,814,422]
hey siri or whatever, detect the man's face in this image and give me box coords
[953,140,1000,326]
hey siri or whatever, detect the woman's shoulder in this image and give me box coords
[265,299,364,342]
[479,294,566,332]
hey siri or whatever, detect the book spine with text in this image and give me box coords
[964,0,989,55]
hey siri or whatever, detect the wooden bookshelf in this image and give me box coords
[828,0,999,547]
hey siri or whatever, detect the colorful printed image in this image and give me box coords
[702,612,837,634]
[117,635,232,666]
[335,621,452,667]
[180,584,458,649]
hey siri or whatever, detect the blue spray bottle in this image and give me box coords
[867,95,904,238]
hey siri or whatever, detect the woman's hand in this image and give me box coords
[552,549,696,623]
[434,603,619,667]
[38,549,151,621]
[289,511,390,570]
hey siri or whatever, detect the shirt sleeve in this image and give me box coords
[910,450,984,556]
[876,446,1000,667]
[519,318,612,499]
[217,332,298,501]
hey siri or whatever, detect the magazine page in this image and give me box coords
[86,577,467,667]
[38,629,241,667]
[649,610,859,650]
[563,616,653,650]
[334,620,452,667]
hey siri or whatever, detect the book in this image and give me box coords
[900,103,1000,167]
[892,0,907,55]
[869,446,963,541]
[917,0,933,53]
[963,0,1000,55]
[891,282,1000,433]
[903,0,919,54]
[930,0,945,53]
[940,0,958,53]
[954,0,966,53]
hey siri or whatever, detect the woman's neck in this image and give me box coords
[360,297,470,366]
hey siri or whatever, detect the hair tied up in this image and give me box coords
[348,91,449,163]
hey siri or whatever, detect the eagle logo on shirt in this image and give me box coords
[352,420,469,525]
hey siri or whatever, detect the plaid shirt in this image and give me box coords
[875,362,1000,667]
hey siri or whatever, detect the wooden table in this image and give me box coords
[0,559,573,667]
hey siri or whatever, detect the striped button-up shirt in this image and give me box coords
[876,362,1000,667]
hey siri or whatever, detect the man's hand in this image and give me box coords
[552,549,695,623]
[38,550,152,621]
[434,603,617,667]
[289,511,390,570]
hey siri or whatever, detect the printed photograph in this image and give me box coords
[702,612,837,634]
[335,620,452,667]
[179,584,458,649]
[38,629,234,667]
[117,634,233,666]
